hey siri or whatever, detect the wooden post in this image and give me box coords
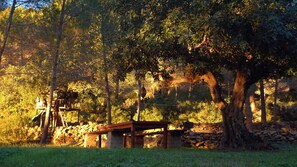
[107,132,123,148]
[123,134,127,148]
[131,125,135,148]
[98,134,102,148]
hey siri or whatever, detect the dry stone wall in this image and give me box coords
[23,126,42,142]
[183,122,297,149]
[52,122,101,146]
[24,121,297,148]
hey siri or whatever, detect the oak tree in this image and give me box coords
[160,0,297,149]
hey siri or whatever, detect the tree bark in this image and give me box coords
[202,71,263,149]
[40,0,66,144]
[136,78,142,121]
[272,78,279,122]
[222,71,265,149]
[259,80,267,123]
[221,71,251,148]
[244,85,255,131]
[103,47,111,124]
[115,77,120,100]
[0,0,16,67]
[200,72,226,110]
[100,7,112,125]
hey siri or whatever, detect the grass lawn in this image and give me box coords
[0,143,297,167]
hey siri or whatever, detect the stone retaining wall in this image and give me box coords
[24,121,297,148]
[52,122,102,146]
[183,121,297,149]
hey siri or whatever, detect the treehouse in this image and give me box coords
[32,89,80,128]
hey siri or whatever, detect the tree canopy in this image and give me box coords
[0,0,297,148]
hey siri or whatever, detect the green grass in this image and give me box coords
[0,144,297,167]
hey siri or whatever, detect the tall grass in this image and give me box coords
[1,144,297,167]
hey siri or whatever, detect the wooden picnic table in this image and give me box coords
[85,121,169,148]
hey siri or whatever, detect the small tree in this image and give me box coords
[0,0,51,67]
[0,0,17,66]
[40,0,67,144]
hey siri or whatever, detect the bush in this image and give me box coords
[140,106,163,121]
[179,101,222,124]
[0,65,44,144]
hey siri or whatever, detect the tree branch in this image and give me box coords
[200,71,227,110]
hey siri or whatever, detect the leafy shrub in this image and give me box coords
[0,65,43,144]
[140,106,163,121]
[178,101,222,123]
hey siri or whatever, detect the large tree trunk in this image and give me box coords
[244,85,255,131]
[221,71,248,148]
[0,0,16,67]
[259,80,267,123]
[202,71,263,149]
[221,71,263,149]
[40,0,66,144]
[170,71,265,149]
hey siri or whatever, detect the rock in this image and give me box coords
[288,137,295,142]
[195,141,204,147]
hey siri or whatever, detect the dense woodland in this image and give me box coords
[0,0,297,149]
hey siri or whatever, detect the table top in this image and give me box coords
[101,121,169,133]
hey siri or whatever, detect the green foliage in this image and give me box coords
[0,113,30,144]
[149,93,180,122]
[140,106,163,122]
[0,65,45,144]
[140,84,222,124]
[111,105,131,124]
[69,81,103,113]
[179,101,222,124]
